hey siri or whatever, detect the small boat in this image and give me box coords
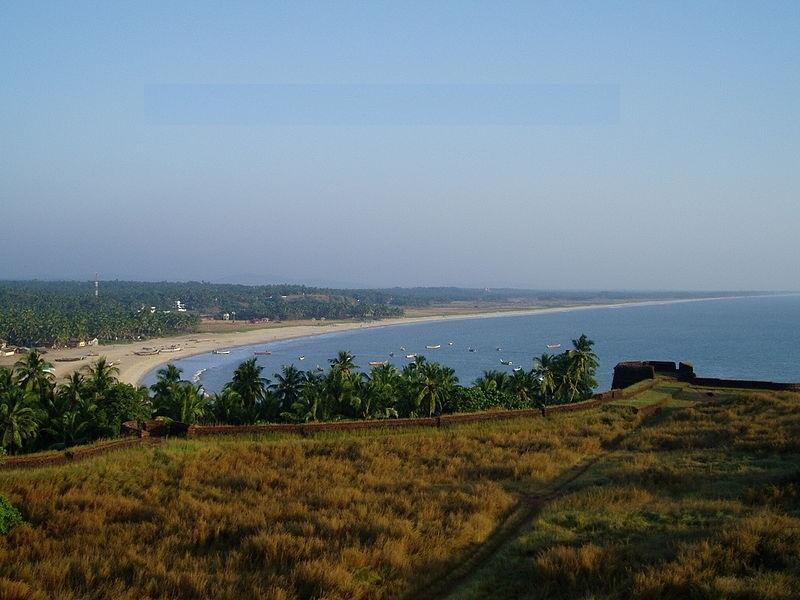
[369,361,388,367]
[448,342,454,346]
[254,350,272,356]
[405,353,417,359]
[496,347,503,352]
[468,347,476,352]
[160,345,182,353]
[400,346,406,352]
[547,343,562,350]
[55,356,84,362]
[315,365,324,372]
[389,352,395,357]
[500,359,513,366]
[134,349,160,356]
[513,367,522,372]
[426,344,441,350]
[212,349,231,355]
[298,355,306,361]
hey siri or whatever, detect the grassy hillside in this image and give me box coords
[0,380,798,599]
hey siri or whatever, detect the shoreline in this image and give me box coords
[0,294,775,386]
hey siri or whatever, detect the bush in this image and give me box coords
[0,496,22,535]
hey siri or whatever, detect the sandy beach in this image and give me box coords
[0,296,755,385]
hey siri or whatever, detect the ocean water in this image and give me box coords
[144,295,800,393]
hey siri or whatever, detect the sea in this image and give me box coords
[144,295,800,393]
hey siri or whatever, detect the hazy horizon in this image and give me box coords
[3,2,799,290]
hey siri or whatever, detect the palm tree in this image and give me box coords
[225,358,267,420]
[59,371,86,407]
[0,387,39,453]
[416,363,458,417]
[507,368,536,406]
[82,357,119,395]
[567,334,599,400]
[533,354,557,405]
[43,406,91,449]
[329,351,357,375]
[174,383,207,425]
[271,365,305,410]
[209,388,245,424]
[0,367,13,395]
[14,349,54,401]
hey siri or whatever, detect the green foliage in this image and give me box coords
[0,496,22,535]
[0,334,599,454]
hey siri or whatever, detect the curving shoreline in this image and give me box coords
[0,295,766,386]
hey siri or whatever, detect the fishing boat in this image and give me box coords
[254,350,272,356]
[426,344,441,349]
[513,367,522,372]
[134,348,160,356]
[546,343,562,350]
[160,345,182,353]
[212,349,231,355]
[389,352,395,357]
[500,359,513,366]
[55,356,85,362]
[468,347,476,352]
[400,346,406,352]
[496,347,503,352]
[369,360,388,367]
[298,355,306,361]
[448,342,454,346]
[405,353,417,359]
[315,365,324,372]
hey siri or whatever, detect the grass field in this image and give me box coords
[1,380,798,599]
[453,384,800,599]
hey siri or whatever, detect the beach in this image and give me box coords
[0,296,758,385]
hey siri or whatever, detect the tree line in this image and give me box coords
[0,335,598,455]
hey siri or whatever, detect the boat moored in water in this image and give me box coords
[426,344,441,349]
[405,353,417,359]
[369,360,388,366]
[547,343,562,349]
[254,350,272,356]
[212,349,231,355]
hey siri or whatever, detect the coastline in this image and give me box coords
[0,295,768,385]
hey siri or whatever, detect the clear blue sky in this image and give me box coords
[2,1,798,290]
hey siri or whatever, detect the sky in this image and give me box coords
[1,1,798,291]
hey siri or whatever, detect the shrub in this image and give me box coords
[0,496,22,535]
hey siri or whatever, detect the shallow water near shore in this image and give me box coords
[145,295,800,393]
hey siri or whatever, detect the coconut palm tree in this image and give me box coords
[0,367,13,395]
[209,388,245,424]
[567,334,599,400]
[416,363,458,417]
[82,357,119,395]
[533,353,558,405]
[329,351,358,375]
[174,383,207,425]
[0,387,39,453]
[59,371,86,407]
[225,358,267,420]
[507,368,536,406]
[14,349,54,401]
[271,365,305,410]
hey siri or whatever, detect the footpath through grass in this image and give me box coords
[451,382,800,599]
[0,403,642,599]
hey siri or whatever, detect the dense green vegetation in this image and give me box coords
[0,279,749,347]
[0,336,598,455]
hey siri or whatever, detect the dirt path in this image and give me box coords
[413,401,666,600]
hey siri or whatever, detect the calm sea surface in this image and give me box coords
[145,295,800,393]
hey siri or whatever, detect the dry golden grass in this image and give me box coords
[453,385,800,600]
[0,407,639,599]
